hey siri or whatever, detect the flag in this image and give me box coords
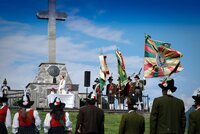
[99,67,106,91]
[144,34,184,78]
[99,55,110,75]
[99,54,110,91]
[115,49,127,85]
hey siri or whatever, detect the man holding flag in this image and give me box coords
[93,51,110,108]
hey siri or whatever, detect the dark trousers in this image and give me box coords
[0,122,8,134]
[135,89,143,109]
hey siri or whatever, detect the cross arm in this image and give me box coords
[36,11,67,21]
[36,11,49,19]
[55,12,67,21]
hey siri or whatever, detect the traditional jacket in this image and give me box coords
[75,105,104,134]
[119,110,145,134]
[93,84,102,93]
[12,108,41,134]
[106,83,117,95]
[150,95,186,134]
[43,112,72,133]
[123,82,133,96]
[188,107,200,134]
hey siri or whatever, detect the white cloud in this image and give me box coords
[66,16,130,44]
[0,19,30,32]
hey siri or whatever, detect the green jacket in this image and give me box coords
[119,110,145,134]
[188,108,200,134]
[150,95,186,134]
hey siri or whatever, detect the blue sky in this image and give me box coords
[0,0,200,110]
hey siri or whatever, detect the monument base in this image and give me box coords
[26,63,79,108]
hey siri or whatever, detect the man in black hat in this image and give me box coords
[1,79,10,96]
[12,92,41,134]
[119,95,145,134]
[75,92,104,134]
[93,78,104,108]
[150,78,186,134]
[106,76,117,110]
[0,88,11,134]
[44,97,73,134]
[188,88,200,134]
[124,76,133,97]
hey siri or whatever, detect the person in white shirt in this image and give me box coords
[58,75,66,94]
[43,97,72,134]
[12,90,41,134]
[0,89,11,134]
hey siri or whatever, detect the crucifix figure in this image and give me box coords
[37,0,67,63]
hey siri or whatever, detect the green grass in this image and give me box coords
[7,110,152,134]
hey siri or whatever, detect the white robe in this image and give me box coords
[58,79,66,94]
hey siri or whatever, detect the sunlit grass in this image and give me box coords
[9,109,180,134]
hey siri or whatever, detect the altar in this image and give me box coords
[47,93,75,108]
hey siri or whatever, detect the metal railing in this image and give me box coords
[80,94,150,111]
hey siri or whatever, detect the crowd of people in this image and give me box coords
[92,74,146,110]
[0,77,200,134]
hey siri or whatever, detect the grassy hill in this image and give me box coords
[8,110,150,134]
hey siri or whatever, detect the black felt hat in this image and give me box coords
[86,92,97,104]
[158,78,177,92]
[49,97,65,110]
[17,95,34,108]
[127,95,138,110]
[107,76,113,81]
[3,79,7,85]
[127,76,132,81]
[94,78,99,83]
[134,75,140,79]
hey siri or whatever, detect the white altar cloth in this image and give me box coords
[47,93,75,108]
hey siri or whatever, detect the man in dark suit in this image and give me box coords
[75,92,104,134]
[123,76,133,97]
[119,95,145,134]
[150,78,186,134]
[188,88,200,134]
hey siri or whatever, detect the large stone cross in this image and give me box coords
[37,0,67,63]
